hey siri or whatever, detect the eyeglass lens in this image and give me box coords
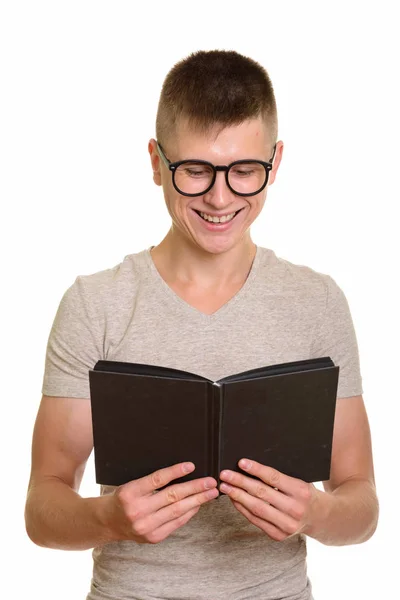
[174,162,267,195]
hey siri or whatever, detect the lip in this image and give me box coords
[191,208,245,231]
[194,209,244,218]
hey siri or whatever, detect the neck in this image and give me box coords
[150,228,257,289]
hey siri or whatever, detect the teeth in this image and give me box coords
[200,211,237,223]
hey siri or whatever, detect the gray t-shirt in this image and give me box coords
[42,245,363,600]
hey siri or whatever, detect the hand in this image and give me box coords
[219,459,319,541]
[109,462,219,544]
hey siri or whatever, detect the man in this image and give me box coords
[25,50,378,599]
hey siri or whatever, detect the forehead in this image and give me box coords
[171,117,271,161]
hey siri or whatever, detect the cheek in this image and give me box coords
[258,197,267,212]
[248,194,267,218]
[162,187,187,221]
[161,182,177,211]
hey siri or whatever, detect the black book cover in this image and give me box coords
[89,357,339,488]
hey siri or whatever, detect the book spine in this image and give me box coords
[209,382,222,482]
[217,383,223,484]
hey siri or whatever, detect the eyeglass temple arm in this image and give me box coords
[269,143,277,165]
[156,142,171,168]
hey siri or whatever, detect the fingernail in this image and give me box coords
[239,459,251,470]
[206,488,218,499]
[183,462,194,473]
[220,483,232,493]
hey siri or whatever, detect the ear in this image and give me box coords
[148,138,162,186]
[267,140,284,186]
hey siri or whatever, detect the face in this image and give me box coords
[148,117,283,256]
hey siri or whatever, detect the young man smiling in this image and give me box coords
[25,50,378,600]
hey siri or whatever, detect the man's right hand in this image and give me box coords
[108,462,219,544]
[26,397,219,550]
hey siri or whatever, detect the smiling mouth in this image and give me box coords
[194,208,244,223]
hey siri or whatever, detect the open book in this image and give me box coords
[89,357,339,488]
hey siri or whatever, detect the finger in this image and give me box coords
[231,500,290,542]
[133,462,196,496]
[237,459,307,497]
[220,470,304,521]
[145,506,201,545]
[149,477,218,512]
[146,486,219,532]
[220,484,299,535]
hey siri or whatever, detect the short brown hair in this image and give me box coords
[156,50,278,146]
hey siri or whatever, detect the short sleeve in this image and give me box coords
[41,276,104,398]
[311,275,363,398]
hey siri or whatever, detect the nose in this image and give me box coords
[202,170,236,209]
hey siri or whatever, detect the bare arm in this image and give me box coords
[218,395,378,546]
[25,395,117,549]
[303,394,379,545]
[25,395,218,550]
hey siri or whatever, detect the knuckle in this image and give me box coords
[126,505,142,523]
[197,493,207,506]
[264,524,287,542]
[170,504,184,520]
[150,470,164,490]
[254,484,268,500]
[227,487,238,500]
[166,486,179,504]
[251,503,265,519]
[288,502,304,520]
[272,530,287,542]
[115,486,130,506]
[198,489,215,505]
[132,519,148,537]
[268,468,280,488]
[176,511,192,527]
[146,531,161,545]
[298,482,312,501]
[199,480,210,494]
[286,521,299,536]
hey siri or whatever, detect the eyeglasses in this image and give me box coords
[156,141,277,197]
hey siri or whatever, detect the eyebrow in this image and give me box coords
[157,142,276,166]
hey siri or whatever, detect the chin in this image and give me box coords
[195,236,243,256]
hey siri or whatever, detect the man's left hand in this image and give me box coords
[219,459,321,541]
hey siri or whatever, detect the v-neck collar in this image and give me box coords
[143,245,262,322]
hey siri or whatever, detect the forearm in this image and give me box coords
[304,478,379,546]
[25,478,118,550]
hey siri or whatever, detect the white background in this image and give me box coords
[1,1,399,598]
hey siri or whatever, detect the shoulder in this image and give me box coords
[256,246,342,305]
[66,249,149,301]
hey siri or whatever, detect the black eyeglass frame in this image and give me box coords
[156,141,277,197]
